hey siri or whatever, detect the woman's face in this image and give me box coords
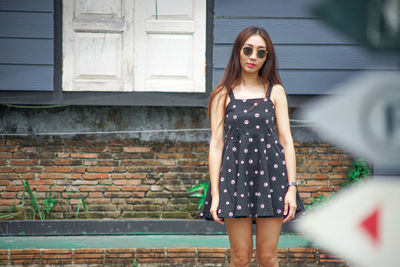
[239,34,268,74]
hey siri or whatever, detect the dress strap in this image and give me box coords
[228,90,235,101]
[266,81,273,99]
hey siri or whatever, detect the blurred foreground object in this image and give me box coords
[302,72,400,174]
[313,0,400,52]
[296,178,400,267]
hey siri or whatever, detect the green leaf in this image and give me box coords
[203,184,209,196]
[189,193,203,198]
[198,197,205,210]
[187,183,206,192]
[76,199,81,219]
[81,198,89,219]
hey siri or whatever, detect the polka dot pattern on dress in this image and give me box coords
[200,83,304,221]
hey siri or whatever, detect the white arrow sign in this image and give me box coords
[302,72,400,172]
[296,177,400,267]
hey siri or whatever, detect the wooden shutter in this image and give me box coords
[62,0,134,91]
[134,0,206,92]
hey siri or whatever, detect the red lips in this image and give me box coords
[247,63,256,68]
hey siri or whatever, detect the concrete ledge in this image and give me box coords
[0,219,298,236]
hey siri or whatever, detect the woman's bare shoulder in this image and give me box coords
[271,84,287,99]
[211,86,229,108]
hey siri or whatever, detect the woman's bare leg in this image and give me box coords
[255,217,283,267]
[225,217,254,267]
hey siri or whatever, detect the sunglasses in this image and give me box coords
[242,47,268,59]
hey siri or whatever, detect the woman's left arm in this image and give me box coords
[272,84,297,223]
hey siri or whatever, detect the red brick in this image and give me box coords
[0,199,16,205]
[89,192,104,198]
[156,153,184,159]
[6,186,23,191]
[0,153,12,159]
[44,166,71,173]
[54,159,82,165]
[80,186,97,192]
[313,173,328,179]
[113,180,141,185]
[121,186,135,191]
[329,179,346,186]
[315,147,328,153]
[0,146,18,152]
[20,173,35,179]
[2,192,17,198]
[0,180,10,186]
[126,173,146,179]
[10,160,37,166]
[334,167,348,173]
[313,192,331,198]
[73,180,98,185]
[0,174,18,180]
[71,166,85,173]
[34,186,64,192]
[111,174,125,179]
[74,253,103,259]
[301,186,320,192]
[329,173,347,179]
[123,147,151,153]
[288,248,317,253]
[0,167,12,173]
[70,153,97,158]
[108,185,120,191]
[134,186,149,191]
[320,186,333,192]
[304,180,327,186]
[82,173,109,179]
[29,167,43,172]
[28,180,54,185]
[305,160,329,166]
[86,167,113,173]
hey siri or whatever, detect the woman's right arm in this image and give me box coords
[208,89,227,224]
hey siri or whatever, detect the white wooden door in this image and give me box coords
[134,0,206,92]
[63,0,134,91]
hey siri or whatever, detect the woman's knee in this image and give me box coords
[257,249,278,267]
[230,247,253,265]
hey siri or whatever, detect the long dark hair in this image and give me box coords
[208,26,283,121]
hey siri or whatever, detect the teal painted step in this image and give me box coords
[0,234,312,249]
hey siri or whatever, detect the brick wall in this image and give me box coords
[0,247,349,266]
[0,136,352,219]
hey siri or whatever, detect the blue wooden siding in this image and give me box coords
[213,0,400,94]
[0,0,54,91]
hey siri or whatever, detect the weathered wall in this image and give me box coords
[0,105,352,219]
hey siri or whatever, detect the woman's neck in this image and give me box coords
[240,72,262,88]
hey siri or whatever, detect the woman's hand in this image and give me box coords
[282,186,297,223]
[210,195,224,225]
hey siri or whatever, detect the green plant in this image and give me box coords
[75,198,89,219]
[187,182,209,209]
[0,180,89,220]
[43,187,63,219]
[23,180,44,219]
[343,159,371,187]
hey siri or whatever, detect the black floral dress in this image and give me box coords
[200,82,304,222]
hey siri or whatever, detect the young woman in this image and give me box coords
[200,26,305,267]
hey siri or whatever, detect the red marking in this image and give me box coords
[359,207,380,246]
